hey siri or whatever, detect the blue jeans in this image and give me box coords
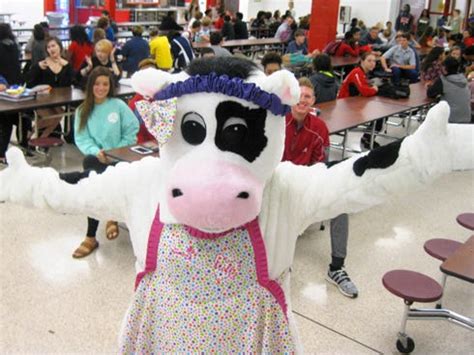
[391,66,419,84]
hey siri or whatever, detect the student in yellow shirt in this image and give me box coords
[149,27,173,70]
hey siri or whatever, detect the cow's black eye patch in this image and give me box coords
[181,112,206,145]
[215,101,268,162]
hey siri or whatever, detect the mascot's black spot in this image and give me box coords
[186,57,258,79]
[215,101,267,162]
[172,188,183,198]
[353,139,404,177]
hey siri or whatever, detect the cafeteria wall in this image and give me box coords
[0,0,44,26]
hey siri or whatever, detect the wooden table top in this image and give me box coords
[330,56,360,68]
[318,96,410,134]
[457,213,474,231]
[105,143,159,162]
[0,85,135,114]
[193,38,282,49]
[440,235,474,283]
[375,82,434,108]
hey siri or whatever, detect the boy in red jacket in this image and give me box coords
[282,77,358,298]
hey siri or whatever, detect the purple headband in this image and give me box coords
[153,73,290,116]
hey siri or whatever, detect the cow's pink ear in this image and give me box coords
[131,69,189,98]
[256,70,300,106]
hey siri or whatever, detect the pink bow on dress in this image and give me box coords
[135,97,178,146]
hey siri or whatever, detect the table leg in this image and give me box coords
[369,121,376,149]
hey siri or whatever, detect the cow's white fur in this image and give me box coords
[0,67,471,353]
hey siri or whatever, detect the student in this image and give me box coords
[214,12,225,30]
[209,31,232,57]
[234,12,249,40]
[200,47,215,58]
[261,51,282,75]
[379,21,395,44]
[416,9,431,38]
[160,11,184,32]
[360,26,386,51]
[335,28,371,57]
[68,25,94,72]
[421,47,446,83]
[427,56,471,123]
[419,26,435,48]
[27,37,74,139]
[90,16,115,43]
[66,66,139,258]
[309,53,339,103]
[121,26,150,76]
[197,18,212,43]
[282,78,358,298]
[434,27,450,47]
[0,23,22,86]
[450,45,462,60]
[339,52,380,148]
[274,15,294,43]
[463,28,474,47]
[381,33,419,84]
[395,4,414,33]
[101,9,118,34]
[449,9,463,35]
[149,27,173,71]
[221,15,235,40]
[25,24,47,67]
[167,30,195,72]
[77,39,121,89]
[184,20,203,43]
[187,11,203,32]
[286,29,310,55]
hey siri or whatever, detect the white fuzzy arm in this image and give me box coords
[0,148,162,222]
[276,101,452,235]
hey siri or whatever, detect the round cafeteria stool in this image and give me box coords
[423,239,463,261]
[456,213,474,231]
[383,270,443,353]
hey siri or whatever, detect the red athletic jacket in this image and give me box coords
[282,111,330,166]
[338,66,378,99]
[335,42,372,57]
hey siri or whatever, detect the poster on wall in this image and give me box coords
[339,6,351,24]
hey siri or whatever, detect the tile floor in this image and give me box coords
[1,121,473,354]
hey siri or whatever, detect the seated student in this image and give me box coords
[450,45,462,60]
[198,18,212,43]
[335,28,371,57]
[463,28,474,47]
[282,78,358,298]
[360,26,386,51]
[77,39,121,88]
[213,11,225,30]
[184,20,202,43]
[309,53,339,103]
[160,11,184,32]
[121,26,150,77]
[339,52,380,149]
[68,25,94,72]
[64,66,139,258]
[433,27,450,47]
[286,29,319,57]
[461,45,474,75]
[149,27,173,71]
[419,26,435,48]
[200,47,215,58]
[92,28,106,44]
[261,51,282,76]
[234,12,249,40]
[128,59,158,144]
[27,37,74,139]
[381,33,419,84]
[167,30,195,72]
[209,31,232,57]
[187,11,203,32]
[427,56,471,123]
[421,47,446,83]
[221,15,235,40]
[274,15,294,43]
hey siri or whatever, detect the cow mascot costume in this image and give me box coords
[0,57,470,353]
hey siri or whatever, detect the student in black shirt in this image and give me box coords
[234,12,249,40]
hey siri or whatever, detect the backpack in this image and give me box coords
[377,80,410,99]
[323,40,342,55]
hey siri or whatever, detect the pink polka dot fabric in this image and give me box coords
[120,224,295,353]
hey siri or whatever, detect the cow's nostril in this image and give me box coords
[172,188,183,198]
[237,191,250,199]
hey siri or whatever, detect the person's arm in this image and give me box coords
[381,48,394,71]
[79,56,93,78]
[276,102,453,235]
[345,43,360,57]
[74,109,101,156]
[352,70,378,96]
[109,48,121,77]
[26,63,42,88]
[117,100,140,147]
[427,77,443,98]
